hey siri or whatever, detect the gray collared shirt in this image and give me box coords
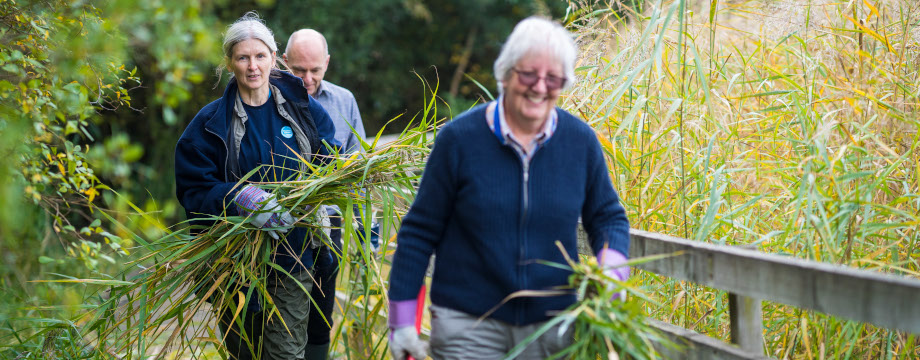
[312,80,365,153]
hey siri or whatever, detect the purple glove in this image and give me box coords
[599,248,630,301]
[233,185,295,240]
[388,299,428,360]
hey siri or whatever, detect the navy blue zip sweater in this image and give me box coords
[389,103,630,325]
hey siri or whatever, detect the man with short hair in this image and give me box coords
[285,29,366,153]
[284,29,371,360]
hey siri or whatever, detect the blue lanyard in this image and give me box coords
[492,100,503,142]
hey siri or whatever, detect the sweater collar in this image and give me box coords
[487,96,558,148]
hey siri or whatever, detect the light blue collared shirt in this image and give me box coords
[312,80,366,153]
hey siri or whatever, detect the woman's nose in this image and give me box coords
[531,77,548,92]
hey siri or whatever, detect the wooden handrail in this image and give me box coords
[586,227,920,358]
[627,229,920,334]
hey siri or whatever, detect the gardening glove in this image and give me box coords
[599,248,630,301]
[389,299,427,360]
[309,205,332,248]
[389,326,428,360]
[234,185,295,240]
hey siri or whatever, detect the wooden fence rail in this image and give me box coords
[624,229,920,359]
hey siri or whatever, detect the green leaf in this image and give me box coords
[122,144,144,162]
[163,106,177,125]
[100,231,122,242]
[0,80,14,94]
[31,278,134,286]
[2,63,20,74]
[737,90,796,99]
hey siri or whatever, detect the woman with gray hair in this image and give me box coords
[174,12,339,360]
[387,16,631,359]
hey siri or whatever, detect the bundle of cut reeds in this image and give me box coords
[501,243,676,360]
[84,124,434,359]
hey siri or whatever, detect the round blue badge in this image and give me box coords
[281,126,294,139]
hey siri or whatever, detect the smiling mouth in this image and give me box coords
[526,94,546,103]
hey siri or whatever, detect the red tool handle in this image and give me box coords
[407,284,426,360]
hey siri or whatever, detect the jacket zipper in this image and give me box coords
[516,147,532,325]
[205,127,231,181]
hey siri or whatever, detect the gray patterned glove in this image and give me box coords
[234,185,295,240]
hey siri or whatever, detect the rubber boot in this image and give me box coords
[303,342,329,360]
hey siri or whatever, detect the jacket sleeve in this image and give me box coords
[388,127,458,302]
[581,131,631,257]
[308,94,342,159]
[175,138,240,220]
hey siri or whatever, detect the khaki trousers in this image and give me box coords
[428,304,573,360]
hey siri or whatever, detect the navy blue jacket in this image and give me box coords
[389,104,630,326]
[174,70,339,272]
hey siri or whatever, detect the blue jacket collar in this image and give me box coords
[203,77,237,142]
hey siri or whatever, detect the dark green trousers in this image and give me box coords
[219,268,315,360]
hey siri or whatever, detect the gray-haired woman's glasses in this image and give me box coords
[512,68,566,91]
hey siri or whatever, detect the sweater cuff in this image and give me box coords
[389,299,417,330]
[598,248,630,281]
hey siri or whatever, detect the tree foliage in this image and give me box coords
[0,0,218,356]
[1,0,132,276]
[262,0,568,133]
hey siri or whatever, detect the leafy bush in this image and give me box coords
[0,0,217,356]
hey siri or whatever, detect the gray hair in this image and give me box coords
[285,29,329,57]
[493,16,577,93]
[222,11,279,64]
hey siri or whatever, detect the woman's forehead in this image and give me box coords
[231,38,272,54]
[516,50,563,70]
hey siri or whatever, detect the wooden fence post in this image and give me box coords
[729,293,763,355]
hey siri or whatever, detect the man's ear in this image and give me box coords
[282,53,288,62]
[324,54,330,69]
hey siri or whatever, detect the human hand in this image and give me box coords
[599,248,630,301]
[389,326,428,360]
[234,185,295,240]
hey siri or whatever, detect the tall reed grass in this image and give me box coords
[565,0,920,357]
